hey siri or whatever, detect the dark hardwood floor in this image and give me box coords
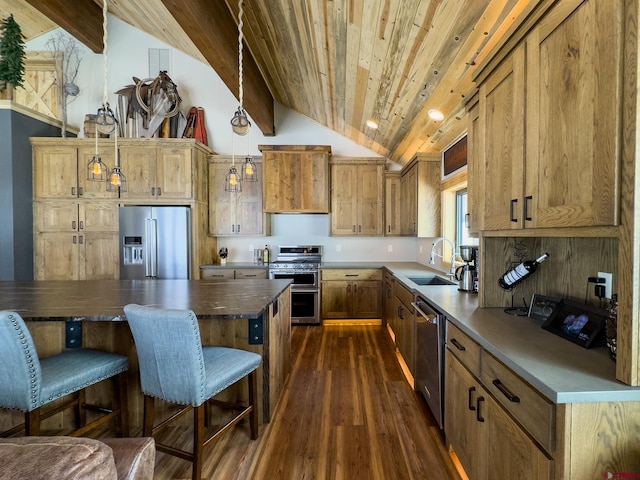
[127,324,462,479]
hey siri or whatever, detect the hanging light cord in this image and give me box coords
[238,0,244,111]
[102,0,108,107]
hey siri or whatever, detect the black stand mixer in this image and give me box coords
[456,246,478,292]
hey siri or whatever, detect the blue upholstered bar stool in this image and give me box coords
[0,311,129,437]
[123,304,261,480]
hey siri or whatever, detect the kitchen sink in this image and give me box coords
[407,276,455,286]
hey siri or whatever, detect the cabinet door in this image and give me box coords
[321,280,350,318]
[209,162,237,235]
[35,232,79,280]
[79,232,119,279]
[119,147,155,199]
[385,174,401,236]
[444,350,487,480]
[485,395,553,480]
[466,100,483,233]
[525,0,619,228]
[395,297,415,375]
[331,164,358,235]
[480,43,525,230]
[236,162,266,235]
[77,146,117,199]
[78,202,118,232]
[201,268,235,279]
[34,202,78,232]
[358,164,384,236]
[33,146,79,198]
[400,164,417,235]
[235,269,268,279]
[352,280,381,318]
[156,147,192,199]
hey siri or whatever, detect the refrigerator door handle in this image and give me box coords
[145,218,158,278]
[150,218,158,277]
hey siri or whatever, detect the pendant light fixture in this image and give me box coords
[242,129,257,182]
[94,0,126,192]
[225,0,250,192]
[86,130,108,181]
[230,0,250,136]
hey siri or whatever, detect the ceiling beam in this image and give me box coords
[22,0,104,53]
[161,0,275,136]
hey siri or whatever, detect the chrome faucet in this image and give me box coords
[429,237,457,277]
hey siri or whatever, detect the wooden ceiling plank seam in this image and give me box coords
[23,0,104,52]
[357,0,405,148]
[306,1,333,126]
[386,0,489,152]
[342,0,363,131]
[332,0,348,133]
[161,0,274,136]
[392,0,520,160]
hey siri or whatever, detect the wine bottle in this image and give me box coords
[498,252,549,290]
[263,245,270,263]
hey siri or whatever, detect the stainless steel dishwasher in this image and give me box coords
[412,296,446,429]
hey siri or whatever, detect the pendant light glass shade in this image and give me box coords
[87,154,108,181]
[242,155,258,182]
[224,166,242,192]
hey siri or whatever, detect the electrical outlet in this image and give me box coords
[598,271,613,299]
[387,245,393,253]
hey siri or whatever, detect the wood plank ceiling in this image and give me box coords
[2,0,527,166]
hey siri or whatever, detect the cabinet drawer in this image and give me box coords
[321,269,382,281]
[481,351,555,454]
[394,281,413,308]
[235,268,268,279]
[200,268,235,279]
[446,322,481,377]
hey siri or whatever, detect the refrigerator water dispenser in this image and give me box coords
[123,236,143,265]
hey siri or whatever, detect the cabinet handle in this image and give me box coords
[72,220,77,230]
[397,306,403,320]
[509,198,518,222]
[468,386,476,411]
[71,186,76,196]
[465,213,470,229]
[346,274,359,277]
[347,284,351,293]
[79,221,84,230]
[476,396,485,422]
[450,338,466,351]
[492,379,520,403]
[157,187,162,196]
[352,225,356,232]
[78,187,83,196]
[524,195,533,221]
[78,235,83,244]
[232,224,235,233]
[73,235,77,244]
[358,225,362,233]
[245,274,257,277]
[237,224,240,233]
[388,225,391,233]
[151,187,155,196]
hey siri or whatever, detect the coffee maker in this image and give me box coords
[456,245,479,293]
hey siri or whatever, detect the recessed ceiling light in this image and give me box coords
[366,119,379,129]
[428,109,444,121]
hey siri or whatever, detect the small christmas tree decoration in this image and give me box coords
[0,14,26,94]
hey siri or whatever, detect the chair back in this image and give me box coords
[124,304,208,406]
[0,311,42,411]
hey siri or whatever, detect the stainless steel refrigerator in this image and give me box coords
[119,206,191,279]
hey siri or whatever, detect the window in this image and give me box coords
[455,188,473,247]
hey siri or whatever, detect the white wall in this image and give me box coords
[26,17,451,268]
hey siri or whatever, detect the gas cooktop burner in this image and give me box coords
[270,245,323,269]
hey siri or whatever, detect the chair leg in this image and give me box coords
[77,389,86,429]
[192,404,205,480]
[143,395,155,438]
[114,371,130,437]
[25,409,40,436]
[248,370,258,440]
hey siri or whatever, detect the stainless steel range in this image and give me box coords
[268,245,322,324]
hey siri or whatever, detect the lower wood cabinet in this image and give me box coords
[394,281,415,377]
[320,269,382,319]
[445,350,552,480]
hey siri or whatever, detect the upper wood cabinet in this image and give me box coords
[33,144,116,199]
[385,172,401,236]
[259,145,331,213]
[400,155,440,237]
[330,159,385,236]
[208,156,270,236]
[472,0,621,231]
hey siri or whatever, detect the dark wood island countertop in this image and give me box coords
[0,279,292,320]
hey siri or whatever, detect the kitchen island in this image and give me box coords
[0,279,292,427]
